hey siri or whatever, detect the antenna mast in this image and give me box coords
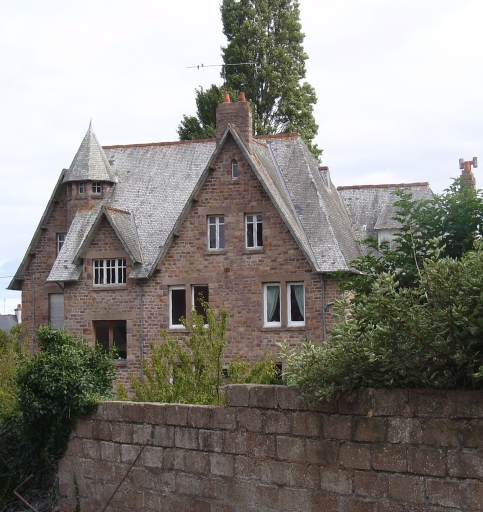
[187,62,257,93]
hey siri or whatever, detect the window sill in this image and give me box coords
[167,327,187,332]
[261,326,306,332]
[92,285,127,290]
[206,250,226,256]
[243,248,264,254]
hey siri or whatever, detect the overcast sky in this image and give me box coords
[1,0,482,314]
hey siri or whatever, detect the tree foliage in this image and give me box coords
[178,0,321,159]
[340,178,483,297]
[0,327,116,506]
[282,244,483,402]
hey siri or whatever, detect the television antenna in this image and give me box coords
[187,62,257,93]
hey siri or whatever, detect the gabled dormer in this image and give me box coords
[63,122,117,223]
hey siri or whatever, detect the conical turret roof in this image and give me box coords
[63,122,117,183]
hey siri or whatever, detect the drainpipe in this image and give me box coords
[322,275,334,342]
[139,280,144,379]
[32,275,35,352]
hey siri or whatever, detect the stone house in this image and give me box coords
[8,94,430,378]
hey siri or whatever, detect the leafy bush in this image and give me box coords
[282,244,483,402]
[0,325,28,422]
[0,326,116,506]
[120,304,228,405]
[227,352,280,384]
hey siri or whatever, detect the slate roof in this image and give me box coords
[11,124,364,288]
[338,182,433,253]
[0,315,18,332]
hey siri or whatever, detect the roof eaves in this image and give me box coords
[8,169,67,290]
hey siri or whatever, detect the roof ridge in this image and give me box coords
[254,133,300,141]
[103,205,130,215]
[103,138,216,149]
[337,182,429,190]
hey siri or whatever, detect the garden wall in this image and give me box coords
[58,385,483,511]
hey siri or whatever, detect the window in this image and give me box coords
[169,286,186,328]
[288,282,305,325]
[94,259,126,285]
[246,214,263,248]
[49,293,64,329]
[231,159,239,179]
[192,285,209,324]
[57,233,66,254]
[92,182,102,195]
[94,320,127,359]
[208,216,225,250]
[78,182,86,195]
[264,283,281,326]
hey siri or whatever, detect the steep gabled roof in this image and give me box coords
[63,124,117,183]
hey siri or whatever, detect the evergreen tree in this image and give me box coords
[178,0,321,159]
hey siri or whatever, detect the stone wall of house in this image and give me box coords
[58,386,483,512]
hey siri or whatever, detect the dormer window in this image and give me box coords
[92,182,102,195]
[78,182,86,195]
[231,159,239,179]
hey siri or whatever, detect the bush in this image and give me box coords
[282,244,483,402]
[0,326,116,507]
[227,352,280,384]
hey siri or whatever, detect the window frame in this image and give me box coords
[92,182,102,195]
[192,284,209,325]
[78,182,86,195]
[231,159,239,179]
[93,258,127,286]
[245,213,263,249]
[287,282,305,326]
[169,285,186,329]
[57,233,66,254]
[93,320,127,359]
[263,283,281,327]
[208,215,225,250]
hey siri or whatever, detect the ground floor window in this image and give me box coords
[169,284,209,328]
[94,320,127,359]
[49,293,64,329]
[288,282,305,325]
[264,283,281,326]
[263,282,305,327]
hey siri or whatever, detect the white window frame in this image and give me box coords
[169,285,186,329]
[78,182,86,195]
[287,282,305,326]
[93,259,126,286]
[208,216,225,250]
[231,159,239,179]
[263,283,281,327]
[246,214,263,249]
[57,233,66,254]
[92,182,102,195]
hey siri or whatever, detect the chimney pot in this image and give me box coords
[223,93,231,103]
[239,92,246,102]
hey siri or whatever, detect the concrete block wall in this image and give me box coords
[58,386,483,511]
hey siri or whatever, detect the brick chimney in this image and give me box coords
[216,92,253,153]
[459,157,477,186]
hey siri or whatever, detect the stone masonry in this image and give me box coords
[58,386,483,511]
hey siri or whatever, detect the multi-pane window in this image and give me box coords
[246,214,263,248]
[287,283,305,325]
[169,286,186,328]
[57,233,66,254]
[231,159,239,179]
[208,216,225,250]
[94,320,127,359]
[78,182,86,195]
[93,259,126,285]
[92,182,102,195]
[264,283,281,326]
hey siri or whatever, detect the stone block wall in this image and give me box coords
[58,386,483,511]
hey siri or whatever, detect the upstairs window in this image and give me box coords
[231,159,239,179]
[78,182,86,195]
[288,283,305,325]
[246,214,263,248]
[92,182,102,195]
[94,320,127,359]
[94,259,126,285]
[57,233,66,254]
[208,216,225,250]
[264,283,281,326]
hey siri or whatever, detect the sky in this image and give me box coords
[1,0,483,314]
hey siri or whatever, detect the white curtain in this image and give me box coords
[293,284,304,320]
[266,285,280,322]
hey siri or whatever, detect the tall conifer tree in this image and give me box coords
[178,0,321,159]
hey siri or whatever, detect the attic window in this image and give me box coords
[92,182,102,195]
[94,259,126,285]
[78,182,86,195]
[231,159,239,179]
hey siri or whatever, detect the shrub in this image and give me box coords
[282,244,483,402]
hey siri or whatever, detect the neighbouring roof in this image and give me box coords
[63,124,117,183]
[338,182,434,252]
[0,315,18,332]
